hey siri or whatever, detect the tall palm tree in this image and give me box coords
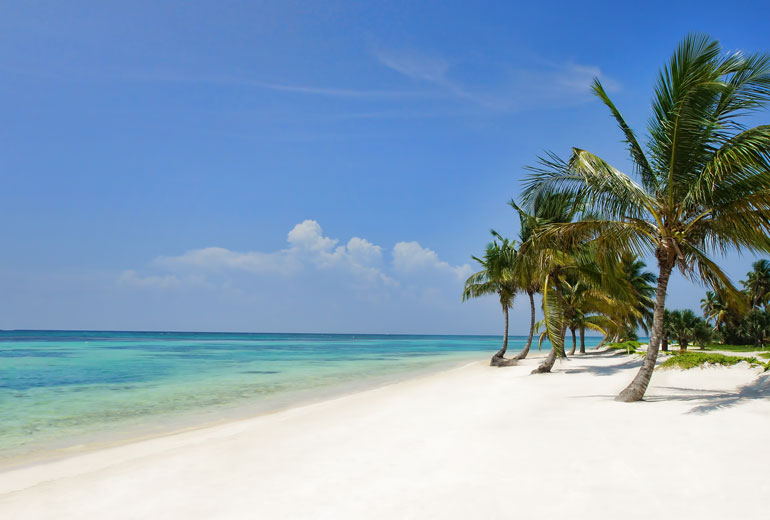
[742,259,770,309]
[522,34,770,401]
[463,232,519,366]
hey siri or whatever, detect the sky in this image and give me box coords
[2,1,770,334]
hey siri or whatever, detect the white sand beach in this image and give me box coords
[1,348,769,519]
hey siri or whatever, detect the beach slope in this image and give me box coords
[1,349,768,519]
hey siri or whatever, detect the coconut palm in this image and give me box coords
[463,232,519,366]
[560,274,618,355]
[513,192,581,373]
[667,309,703,352]
[742,309,770,349]
[742,259,770,309]
[661,309,673,352]
[522,34,770,401]
[701,289,731,331]
[503,198,548,362]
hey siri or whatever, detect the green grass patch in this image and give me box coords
[758,353,770,360]
[606,341,641,354]
[658,352,762,370]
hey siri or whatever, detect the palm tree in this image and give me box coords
[701,289,730,332]
[742,309,770,349]
[513,192,581,373]
[667,309,702,352]
[560,274,617,355]
[742,259,770,309]
[463,232,519,366]
[522,34,770,401]
[504,198,547,362]
[661,309,673,352]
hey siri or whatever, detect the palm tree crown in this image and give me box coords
[522,33,770,401]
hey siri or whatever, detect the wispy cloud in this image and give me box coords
[133,72,434,100]
[375,48,620,112]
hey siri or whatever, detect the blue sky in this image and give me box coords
[2,1,769,334]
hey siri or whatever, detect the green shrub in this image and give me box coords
[658,352,762,370]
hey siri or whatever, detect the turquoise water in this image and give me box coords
[0,331,601,464]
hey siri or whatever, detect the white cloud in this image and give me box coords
[393,241,472,281]
[287,220,338,252]
[123,221,466,291]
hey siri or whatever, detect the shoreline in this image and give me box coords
[0,353,484,472]
[2,349,768,518]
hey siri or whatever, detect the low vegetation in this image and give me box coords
[701,344,766,353]
[658,352,763,370]
[606,341,642,354]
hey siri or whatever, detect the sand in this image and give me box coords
[1,348,769,519]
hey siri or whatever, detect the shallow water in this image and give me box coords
[0,330,601,463]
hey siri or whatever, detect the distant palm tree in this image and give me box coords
[701,289,731,332]
[742,259,770,310]
[742,309,770,349]
[463,232,519,366]
[522,34,770,401]
[668,309,702,351]
[619,254,657,335]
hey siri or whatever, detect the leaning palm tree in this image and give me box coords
[522,34,770,401]
[463,233,519,366]
[513,192,581,373]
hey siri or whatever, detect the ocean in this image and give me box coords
[0,330,601,464]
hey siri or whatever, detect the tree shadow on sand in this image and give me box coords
[644,373,770,414]
[561,350,643,377]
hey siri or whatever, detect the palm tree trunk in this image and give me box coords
[579,326,586,354]
[532,278,565,374]
[490,305,510,366]
[616,257,675,402]
[680,338,687,352]
[568,326,577,355]
[661,335,668,352]
[512,290,535,361]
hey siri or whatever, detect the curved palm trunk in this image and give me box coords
[490,306,510,366]
[514,290,536,361]
[616,259,674,402]
[579,326,586,354]
[568,326,577,355]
